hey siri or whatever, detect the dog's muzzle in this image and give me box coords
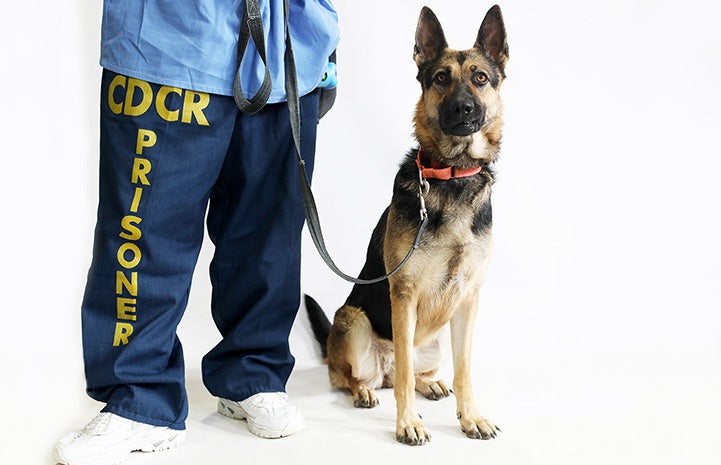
[439,86,485,136]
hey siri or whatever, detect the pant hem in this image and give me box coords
[215,384,288,403]
[101,405,187,430]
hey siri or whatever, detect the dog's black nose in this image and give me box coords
[458,101,476,116]
[448,90,480,119]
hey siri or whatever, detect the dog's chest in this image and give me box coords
[386,174,493,343]
[413,207,492,340]
[420,225,489,295]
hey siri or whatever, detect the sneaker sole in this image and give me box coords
[52,429,186,465]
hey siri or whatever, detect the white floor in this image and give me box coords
[18,297,721,465]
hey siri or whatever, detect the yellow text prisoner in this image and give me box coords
[113,129,155,346]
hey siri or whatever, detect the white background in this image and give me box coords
[1,1,720,464]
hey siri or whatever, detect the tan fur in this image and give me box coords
[385,205,494,443]
[322,5,508,445]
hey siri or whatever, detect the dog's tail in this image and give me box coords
[304,294,331,358]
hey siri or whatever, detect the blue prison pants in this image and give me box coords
[81,70,319,430]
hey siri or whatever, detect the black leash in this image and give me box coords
[232,0,271,115]
[234,0,428,285]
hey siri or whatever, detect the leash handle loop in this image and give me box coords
[233,0,273,114]
[237,0,427,285]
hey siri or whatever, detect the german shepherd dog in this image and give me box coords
[305,4,508,446]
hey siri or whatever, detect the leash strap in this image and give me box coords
[235,0,428,285]
[233,0,273,114]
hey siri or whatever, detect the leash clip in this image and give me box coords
[419,194,428,221]
[417,167,430,221]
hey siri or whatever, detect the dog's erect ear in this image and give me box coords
[414,7,448,66]
[475,5,509,71]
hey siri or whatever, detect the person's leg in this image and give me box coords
[55,70,238,465]
[53,71,238,465]
[202,90,320,401]
[81,71,237,428]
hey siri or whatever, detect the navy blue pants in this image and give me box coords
[81,70,319,430]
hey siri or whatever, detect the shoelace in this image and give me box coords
[254,393,289,406]
[81,413,113,434]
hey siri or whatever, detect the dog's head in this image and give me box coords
[413,5,508,165]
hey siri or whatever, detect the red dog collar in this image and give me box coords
[415,147,483,181]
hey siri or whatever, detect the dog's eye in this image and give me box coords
[434,72,448,84]
[474,73,489,85]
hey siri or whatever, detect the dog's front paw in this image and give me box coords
[459,415,500,440]
[396,420,431,446]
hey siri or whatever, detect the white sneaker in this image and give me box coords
[52,412,185,465]
[217,392,305,438]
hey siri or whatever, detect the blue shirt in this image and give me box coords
[100,0,339,102]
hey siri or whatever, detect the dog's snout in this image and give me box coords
[439,86,484,136]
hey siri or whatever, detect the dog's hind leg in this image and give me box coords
[414,329,451,400]
[327,305,385,408]
[328,365,379,408]
[415,370,450,401]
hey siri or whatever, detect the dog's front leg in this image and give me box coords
[390,288,430,445]
[450,296,500,440]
